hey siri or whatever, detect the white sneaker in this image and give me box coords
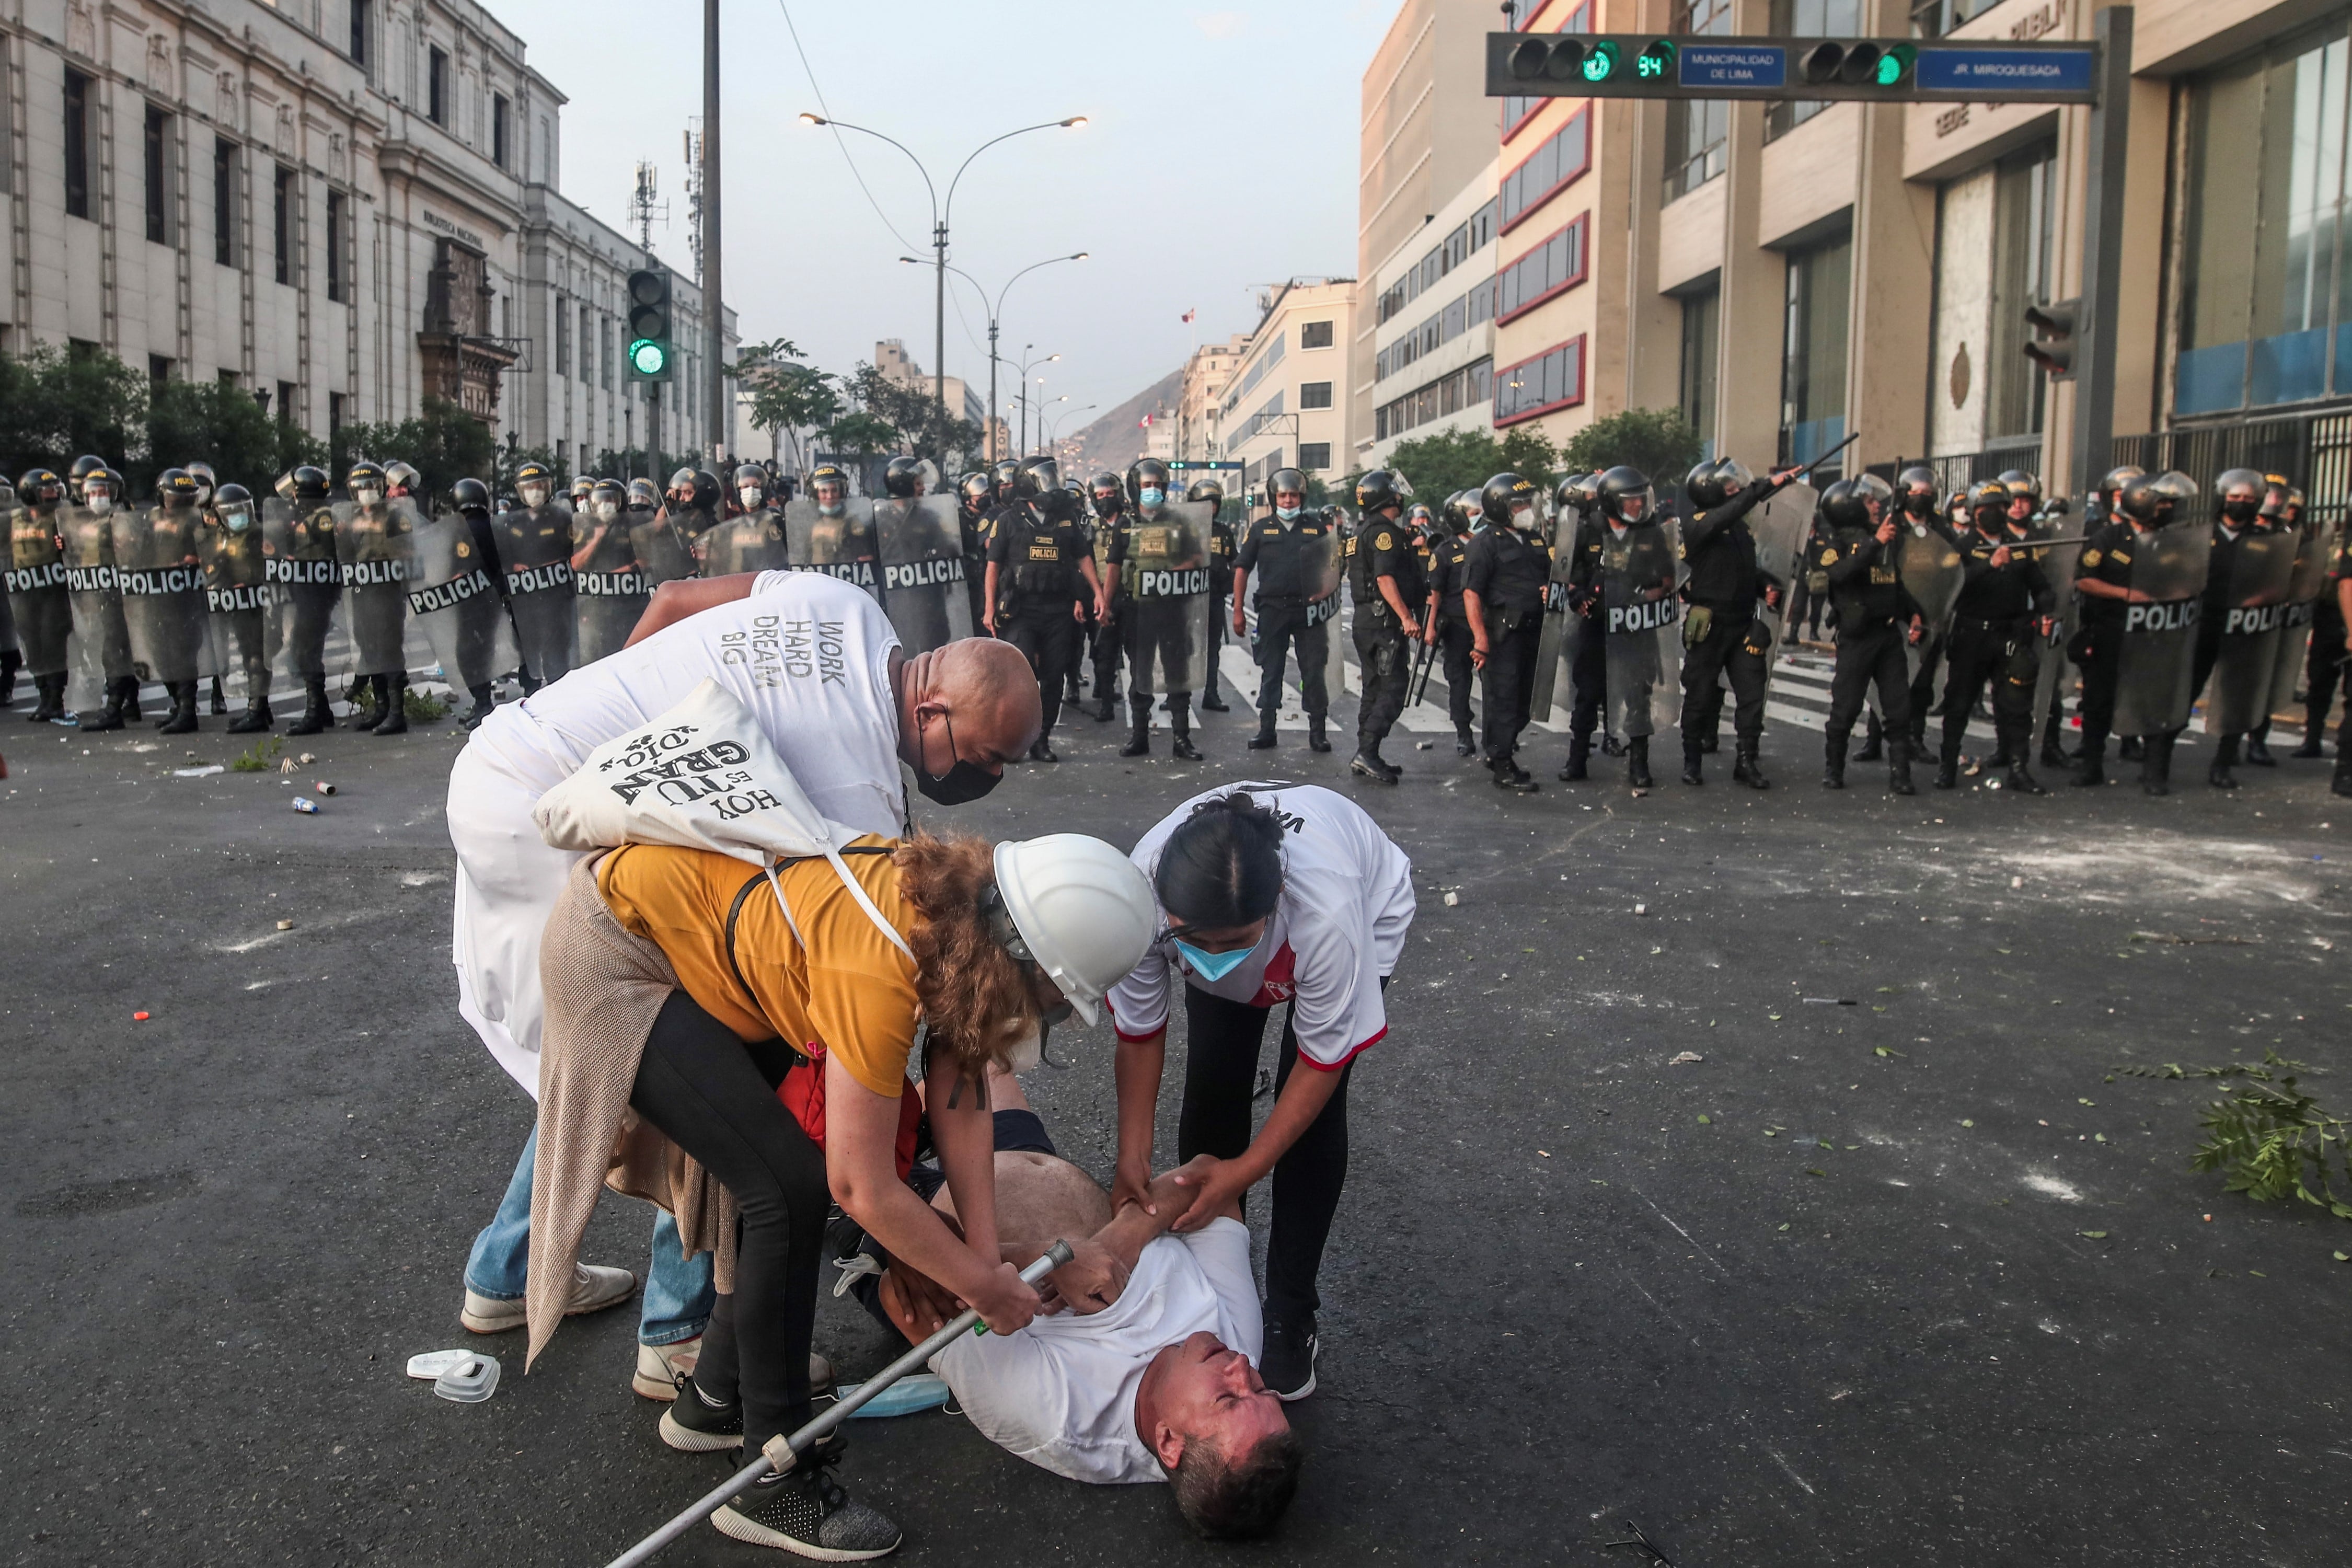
[460,1262,638,1334]
[633,1339,836,1401]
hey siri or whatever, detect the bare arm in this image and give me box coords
[1111,1030,1167,1216]
[1230,568,1250,633]
[984,561,1001,634]
[626,572,759,646]
[1377,572,1420,637]
[1465,589,1491,667]
[1171,1064,1345,1233]
[569,522,609,572]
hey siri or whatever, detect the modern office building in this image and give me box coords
[1216,278,1359,498]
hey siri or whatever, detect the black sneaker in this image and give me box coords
[1259,1315,1319,1401]
[716,1438,901,1560]
[659,1374,744,1453]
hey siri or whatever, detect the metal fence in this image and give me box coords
[2111,409,2352,525]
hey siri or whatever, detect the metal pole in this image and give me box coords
[987,320,999,464]
[701,0,722,466]
[2070,6,2131,503]
[934,222,949,461]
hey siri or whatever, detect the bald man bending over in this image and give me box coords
[445,569,1040,1399]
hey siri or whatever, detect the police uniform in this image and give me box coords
[2070,516,2138,770]
[958,500,993,632]
[1936,526,2055,786]
[1821,524,1922,789]
[2332,528,2352,795]
[2299,528,2346,758]
[1348,511,1425,770]
[1559,515,1610,764]
[1088,512,1128,718]
[1235,511,1340,746]
[1677,481,1782,768]
[1424,528,1478,751]
[501,501,577,688]
[7,499,72,713]
[1203,515,1236,709]
[986,498,1089,744]
[1462,521,1550,774]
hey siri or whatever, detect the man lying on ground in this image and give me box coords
[864,1097,1301,1540]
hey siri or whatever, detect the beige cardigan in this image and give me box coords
[525,852,738,1369]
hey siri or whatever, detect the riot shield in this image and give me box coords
[697,510,790,577]
[336,499,417,676]
[2112,521,2213,738]
[263,497,345,682]
[501,502,579,686]
[6,505,73,680]
[202,518,276,702]
[1121,500,1215,695]
[1897,523,1966,683]
[878,494,974,655]
[2200,527,2300,734]
[1528,539,1578,720]
[1748,482,1815,706]
[1300,523,1344,631]
[2269,518,2336,714]
[2026,524,2086,734]
[573,512,648,665]
[115,505,211,684]
[785,496,881,602]
[406,511,505,691]
[1601,520,1684,738]
[633,510,700,587]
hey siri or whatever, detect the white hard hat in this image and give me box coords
[992,834,1155,1028]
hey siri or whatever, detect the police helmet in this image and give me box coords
[1713,457,1756,498]
[2100,464,2147,501]
[2117,473,2169,526]
[1126,458,1170,503]
[156,467,201,506]
[1354,469,1408,514]
[569,475,596,504]
[1997,469,2042,506]
[1266,467,1308,504]
[1684,461,1727,512]
[808,462,850,495]
[959,470,994,511]
[18,468,65,505]
[2258,474,2295,522]
[990,458,1025,498]
[384,460,421,495]
[1405,500,1435,530]
[68,455,106,495]
[2215,467,2267,520]
[589,478,628,515]
[627,478,662,510]
[734,463,769,501]
[1820,478,1869,532]
[1186,477,1225,509]
[514,461,555,504]
[666,465,700,499]
[451,476,492,514]
[292,464,331,501]
[1896,464,1938,497]
[184,462,217,504]
[213,482,254,521]
[1021,454,1062,494]
[1481,472,1540,529]
[347,460,388,499]
[1596,465,1654,526]
[882,455,929,498]
[689,470,723,511]
[273,471,299,501]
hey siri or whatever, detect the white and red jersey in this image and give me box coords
[1106,783,1415,1070]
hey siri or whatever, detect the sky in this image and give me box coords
[493,0,1400,442]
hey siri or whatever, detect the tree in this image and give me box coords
[817,410,898,458]
[149,377,324,490]
[1385,425,1560,508]
[1557,407,1704,488]
[839,362,982,471]
[0,344,147,479]
[329,396,497,501]
[737,338,841,474]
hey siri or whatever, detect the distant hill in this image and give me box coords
[1062,363,1185,476]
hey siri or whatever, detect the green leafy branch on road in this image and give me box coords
[2122,1052,2352,1220]
[229,735,284,774]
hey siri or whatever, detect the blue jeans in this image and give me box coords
[464,1125,715,1345]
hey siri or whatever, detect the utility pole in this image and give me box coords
[701,0,723,467]
[933,221,948,456]
[987,321,1000,463]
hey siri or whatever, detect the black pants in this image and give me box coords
[1940,618,2037,757]
[1252,598,1329,723]
[1205,592,1229,700]
[1352,614,1411,747]
[1906,636,1944,737]
[1124,597,1197,701]
[629,992,826,1459]
[1178,981,1377,1324]
[2077,614,2124,744]
[1479,617,1545,765]
[2308,602,2346,729]
[1091,596,1128,700]
[1678,609,1767,747]
[1435,612,1475,733]
[1566,613,1607,740]
[1003,601,1077,735]
[1828,622,1911,744]
[1801,582,1828,640]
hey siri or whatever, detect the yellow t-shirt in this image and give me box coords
[596,837,921,1100]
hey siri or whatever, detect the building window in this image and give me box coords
[149,354,173,388]
[581,303,594,386]
[1495,214,1589,324]
[1909,0,2005,37]
[144,104,172,245]
[213,139,237,266]
[554,295,571,378]
[276,380,297,425]
[350,0,370,66]
[63,70,90,220]
[1986,142,2057,441]
[1765,0,1861,141]
[329,390,347,437]
[1300,319,1334,350]
[325,190,347,302]
[601,314,614,389]
[1299,442,1332,471]
[273,165,294,285]
[1680,289,1720,454]
[1495,340,1583,426]
[1664,0,1733,200]
[493,95,510,169]
[1781,236,1852,466]
[1502,3,1592,140]
[1299,381,1333,410]
[1499,106,1591,234]
[429,47,448,125]
[2174,22,2352,416]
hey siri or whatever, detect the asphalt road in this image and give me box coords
[4,688,2348,1567]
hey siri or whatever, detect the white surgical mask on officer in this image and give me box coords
[595,500,620,523]
[740,485,763,511]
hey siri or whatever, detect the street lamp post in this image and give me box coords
[801,113,1085,458]
[1043,401,1094,453]
[1012,348,1058,457]
[905,252,1087,462]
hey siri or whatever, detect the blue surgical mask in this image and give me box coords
[1139,488,1164,508]
[1275,505,1301,523]
[1174,935,1256,983]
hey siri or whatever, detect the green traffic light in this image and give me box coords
[1876,43,1917,87]
[629,339,668,376]
[1638,40,1675,80]
[1581,40,1620,82]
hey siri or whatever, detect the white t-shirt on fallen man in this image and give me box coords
[930,1218,1261,1485]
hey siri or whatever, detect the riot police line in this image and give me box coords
[3,451,984,740]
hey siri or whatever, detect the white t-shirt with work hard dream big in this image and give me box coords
[468,571,907,839]
[931,1219,1261,1485]
[1106,782,1415,1070]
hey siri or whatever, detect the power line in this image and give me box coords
[773,0,925,256]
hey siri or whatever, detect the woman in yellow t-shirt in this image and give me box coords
[532,829,1153,1559]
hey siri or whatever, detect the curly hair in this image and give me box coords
[895,832,1040,1073]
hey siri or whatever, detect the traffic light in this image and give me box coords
[1799,40,1917,88]
[2023,298,2080,380]
[626,267,674,383]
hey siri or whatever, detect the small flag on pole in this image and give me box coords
[1181,308,1196,324]
[1139,412,1154,428]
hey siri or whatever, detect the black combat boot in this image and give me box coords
[1557,733,1590,782]
[1247,712,1278,750]
[157,680,199,735]
[2002,724,2047,794]
[1091,693,1117,723]
[1887,736,1917,795]
[1028,731,1059,763]
[465,683,496,731]
[227,694,273,734]
[1681,743,1705,786]
[1625,735,1653,789]
[122,679,144,722]
[1307,715,1331,753]
[286,675,335,736]
[1854,711,1884,763]
[1933,735,1961,790]
[2335,756,2352,797]
[373,674,409,735]
[83,677,128,732]
[1822,730,1849,789]
[2118,734,2145,762]
[1200,685,1229,712]
[1491,753,1536,793]
[2245,725,2276,766]
[1699,728,1721,755]
[1350,737,1399,783]
[2040,713,2074,769]
[209,674,229,716]
[2073,734,2107,787]
[2142,731,2176,796]
[2293,707,2328,758]
[1455,724,1475,757]
[1733,742,1770,789]
[29,673,66,723]
[2207,732,2240,789]
[1170,698,1201,760]
[1120,694,1151,757]
[0,647,18,705]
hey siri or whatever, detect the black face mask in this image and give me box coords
[915,710,1001,805]
[1901,491,1933,517]
[2221,499,2260,525]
